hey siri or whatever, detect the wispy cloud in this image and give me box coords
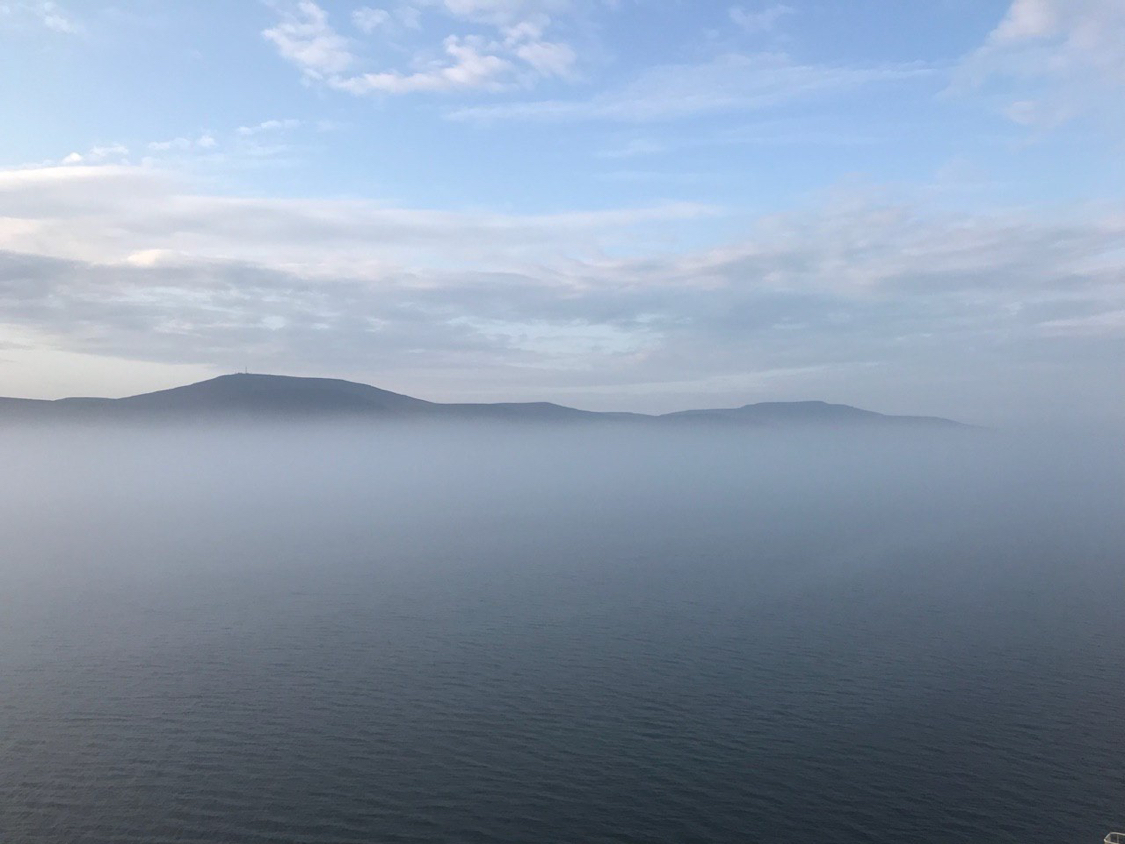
[148,134,217,152]
[57,143,129,165]
[330,35,516,94]
[0,0,79,34]
[729,3,794,35]
[351,6,390,33]
[36,0,74,32]
[596,139,667,159]
[0,164,717,270]
[597,118,887,163]
[954,0,1125,126]
[263,0,579,96]
[450,52,933,123]
[236,119,302,136]
[262,0,355,79]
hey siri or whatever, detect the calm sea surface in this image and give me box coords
[1,427,1122,843]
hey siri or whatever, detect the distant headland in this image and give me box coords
[0,373,967,428]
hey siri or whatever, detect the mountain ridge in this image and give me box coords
[0,373,967,428]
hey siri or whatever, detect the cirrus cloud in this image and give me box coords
[449,52,933,123]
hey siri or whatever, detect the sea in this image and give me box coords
[1,425,1122,843]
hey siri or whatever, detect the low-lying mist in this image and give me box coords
[1,423,1122,844]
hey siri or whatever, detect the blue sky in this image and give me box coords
[1,0,1123,425]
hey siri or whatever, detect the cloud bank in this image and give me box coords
[1,163,1122,421]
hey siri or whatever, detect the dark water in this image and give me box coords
[1,427,1123,843]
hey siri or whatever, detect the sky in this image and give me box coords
[1,0,1123,426]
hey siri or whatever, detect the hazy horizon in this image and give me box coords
[0,370,970,424]
[2,0,1123,428]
